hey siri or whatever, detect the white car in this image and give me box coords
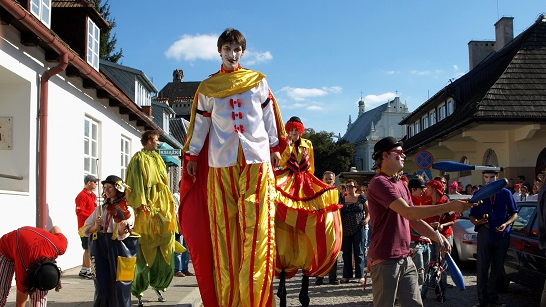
[451,208,477,263]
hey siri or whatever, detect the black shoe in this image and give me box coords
[472,303,488,307]
[488,302,506,307]
[436,295,446,302]
[315,278,324,285]
[329,279,340,285]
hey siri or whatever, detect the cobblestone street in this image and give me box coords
[273,262,542,307]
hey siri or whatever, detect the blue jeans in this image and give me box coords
[341,228,364,278]
[174,234,190,273]
[361,224,371,267]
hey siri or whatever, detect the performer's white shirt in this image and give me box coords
[188,79,279,167]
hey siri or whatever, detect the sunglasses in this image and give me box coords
[388,149,404,155]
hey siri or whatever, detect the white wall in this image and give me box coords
[0,24,144,270]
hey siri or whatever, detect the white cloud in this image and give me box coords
[165,34,218,61]
[410,70,433,76]
[280,86,342,101]
[244,51,273,65]
[164,34,273,65]
[364,92,397,105]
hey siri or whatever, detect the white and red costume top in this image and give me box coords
[187,73,279,165]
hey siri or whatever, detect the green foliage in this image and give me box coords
[302,128,354,177]
[93,0,123,62]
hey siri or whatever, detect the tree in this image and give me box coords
[93,0,123,62]
[302,129,354,177]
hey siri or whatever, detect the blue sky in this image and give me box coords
[108,1,545,137]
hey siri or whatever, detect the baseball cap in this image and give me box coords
[427,179,444,196]
[84,174,98,183]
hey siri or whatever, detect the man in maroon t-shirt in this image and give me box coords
[367,137,473,307]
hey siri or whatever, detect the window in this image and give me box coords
[135,81,152,107]
[120,136,130,181]
[414,121,420,134]
[163,112,170,133]
[438,103,446,121]
[30,0,51,27]
[510,205,536,237]
[429,110,436,125]
[84,117,99,176]
[87,19,100,70]
[409,125,414,137]
[422,115,429,130]
[447,98,455,115]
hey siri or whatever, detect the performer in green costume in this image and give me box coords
[125,130,179,306]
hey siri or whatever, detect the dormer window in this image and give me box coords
[135,80,152,108]
[30,0,51,27]
[447,98,455,115]
[87,19,100,70]
[429,110,436,125]
[438,103,446,121]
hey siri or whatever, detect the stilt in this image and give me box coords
[277,270,287,307]
[155,289,166,302]
[299,275,310,307]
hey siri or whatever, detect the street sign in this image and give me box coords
[416,169,433,182]
[157,149,181,156]
[415,150,434,170]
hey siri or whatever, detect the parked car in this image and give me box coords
[504,200,546,291]
[451,208,477,263]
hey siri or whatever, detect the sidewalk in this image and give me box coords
[5,263,202,307]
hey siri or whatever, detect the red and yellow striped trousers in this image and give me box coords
[207,159,276,307]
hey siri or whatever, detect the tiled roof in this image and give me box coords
[401,15,546,152]
[342,103,388,143]
[100,60,157,102]
[169,118,189,145]
[157,81,200,102]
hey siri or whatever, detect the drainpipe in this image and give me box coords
[37,53,69,229]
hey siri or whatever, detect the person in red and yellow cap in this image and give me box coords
[425,179,457,301]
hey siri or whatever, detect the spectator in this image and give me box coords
[448,181,460,195]
[469,169,518,307]
[425,180,457,302]
[360,181,371,268]
[465,184,473,195]
[512,184,521,203]
[315,170,342,285]
[75,174,98,279]
[339,179,366,284]
[0,226,66,307]
[407,177,431,294]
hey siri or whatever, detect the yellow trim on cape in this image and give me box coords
[183,68,286,152]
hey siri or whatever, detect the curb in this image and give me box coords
[176,287,202,307]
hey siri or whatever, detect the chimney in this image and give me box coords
[468,16,513,70]
[173,69,184,82]
[494,17,514,51]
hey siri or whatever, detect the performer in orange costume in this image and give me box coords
[274,116,342,307]
[179,28,285,307]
